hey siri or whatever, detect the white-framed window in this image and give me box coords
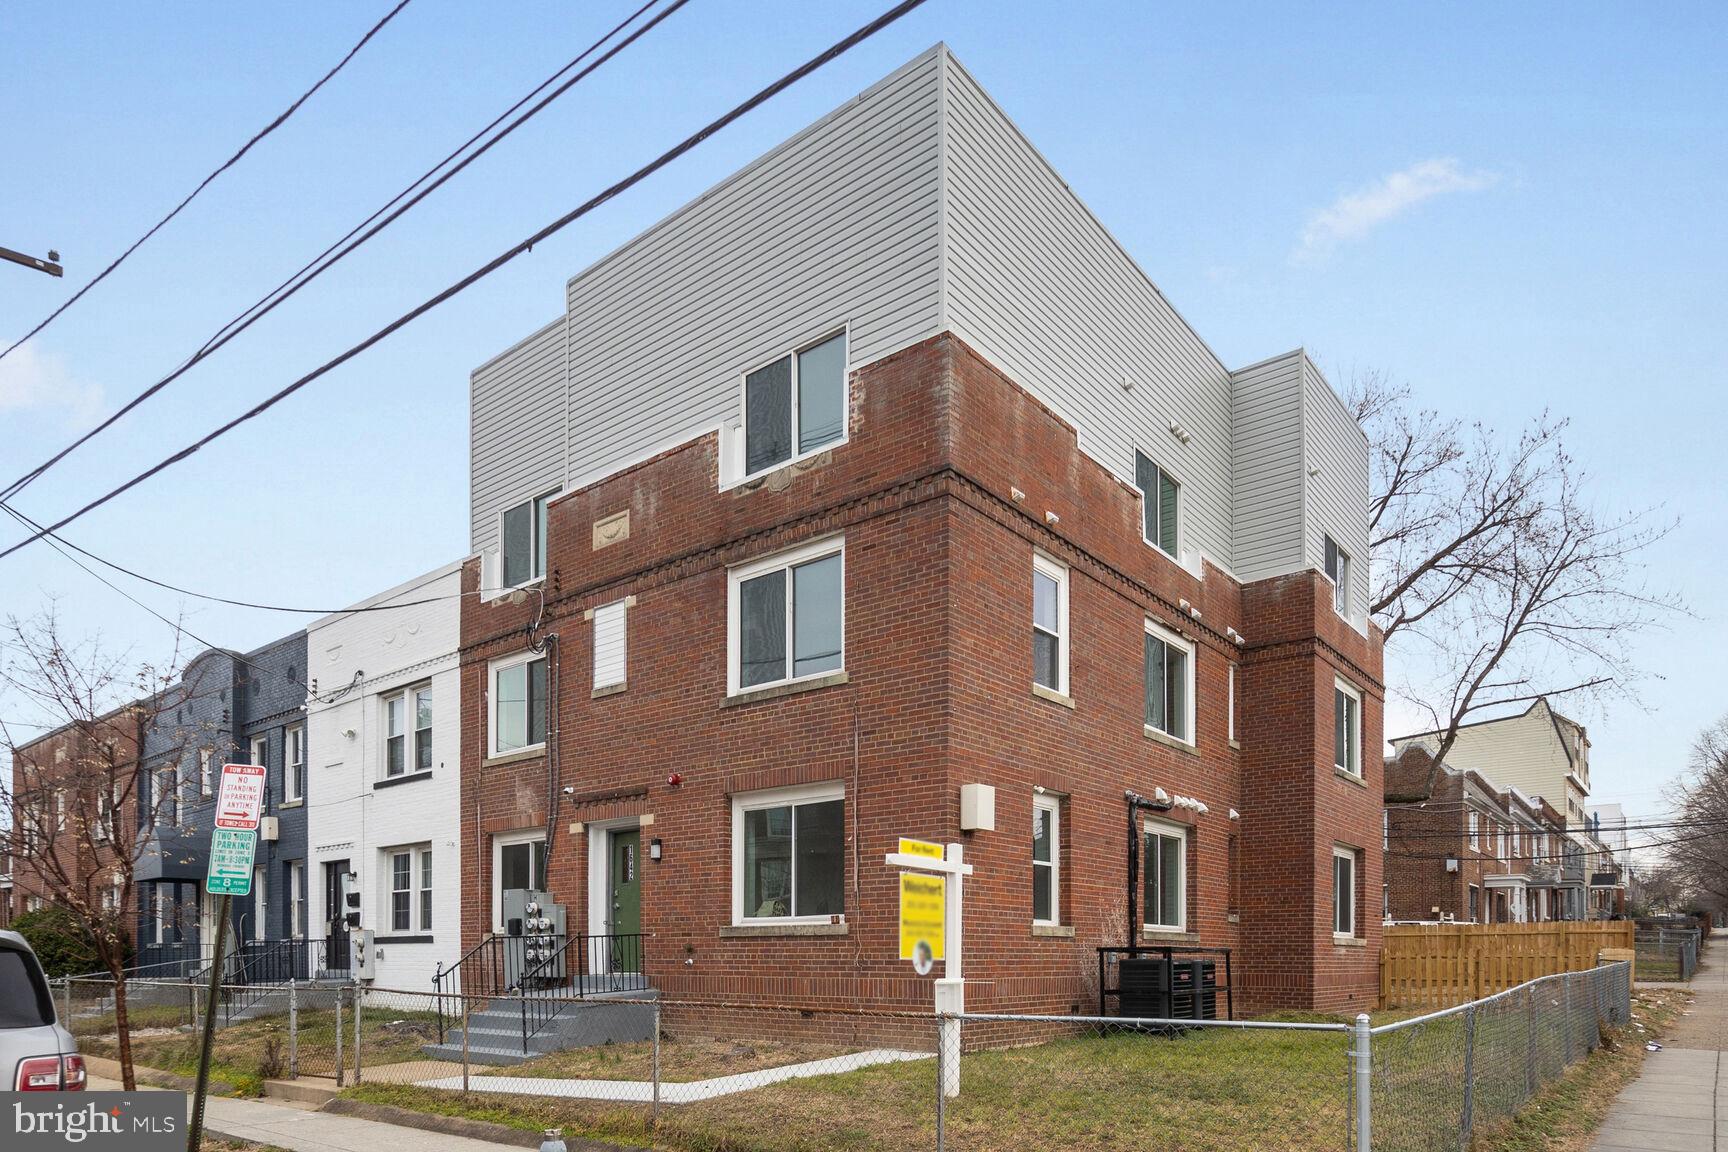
[727,537,844,695]
[1031,553,1069,696]
[54,790,65,831]
[492,831,549,931]
[1143,619,1195,743]
[1134,450,1181,558]
[384,684,434,777]
[489,653,548,756]
[386,846,432,933]
[1333,846,1358,937]
[741,330,847,480]
[1032,794,1060,926]
[1324,535,1351,617]
[94,792,110,842]
[1468,884,1481,923]
[1227,663,1238,743]
[592,600,628,692]
[1383,809,1390,852]
[199,748,214,797]
[1334,678,1362,776]
[284,725,305,802]
[1142,819,1187,933]
[252,867,267,940]
[1468,811,1480,850]
[500,488,560,589]
[287,861,306,938]
[249,735,267,767]
[731,782,845,925]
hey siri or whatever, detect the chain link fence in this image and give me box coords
[1635,928,1700,981]
[1362,961,1632,1152]
[56,963,1632,1151]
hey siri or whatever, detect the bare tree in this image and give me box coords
[1345,371,1684,788]
[1663,714,1728,915]
[0,608,201,1090]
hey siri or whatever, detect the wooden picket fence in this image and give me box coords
[1380,922,1636,1009]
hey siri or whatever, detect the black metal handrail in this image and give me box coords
[517,932,649,1050]
[1096,945,1234,1022]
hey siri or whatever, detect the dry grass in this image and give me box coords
[479,1034,855,1083]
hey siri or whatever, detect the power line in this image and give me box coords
[0,0,934,564]
[0,0,415,365]
[0,0,686,504]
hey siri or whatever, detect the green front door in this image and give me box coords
[609,829,641,973]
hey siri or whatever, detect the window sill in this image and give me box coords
[374,771,432,791]
[1141,929,1199,944]
[591,682,627,700]
[723,670,849,708]
[1032,924,1075,938]
[1334,768,1368,789]
[373,934,434,945]
[1143,726,1198,755]
[1333,934,1367,948]
[484,746,546,769]
[487,577,547,604]
[1032,683,1074,710]
[720,922,849,938]
[279,799,304,810]
[722,442,843,493]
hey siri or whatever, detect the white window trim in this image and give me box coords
[1031,552,1070,697]
[1334,678,1363,777]
[1468,811,1480,850]
[381,683,434,778]
[1143,618,1197,746]
[253,866,268,941]
[488,652,548,757]
[726,326,851,489]
[1333,845,1358,939]
[284,725,305,802]
[1227,663,1238,744]
[1032,793,1061,926]
[287,861,305,939]
[249,735,267,767]
[1141,817,1188,934]
[494,487,562,593]
[730,781,846,926]
[725,535,846,697]
[199,748,214,797]
[1324,534,1351,618]
[384,844,432,934]
[491,829,548,932]
[1132,449,1183,562]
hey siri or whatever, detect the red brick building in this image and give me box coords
[456,46,1384,1015]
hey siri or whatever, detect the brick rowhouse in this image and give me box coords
[458,333,1385,1015]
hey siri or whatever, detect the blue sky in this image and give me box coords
[1,1,1722,831]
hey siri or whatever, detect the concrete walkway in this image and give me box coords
[88,1076,518,1152]
[1590,929,1726,1152]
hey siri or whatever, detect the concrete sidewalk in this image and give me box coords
[88,1075,523,1152]
[1589,929,1725,1152]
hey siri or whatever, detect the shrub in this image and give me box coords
[13,906,104,977]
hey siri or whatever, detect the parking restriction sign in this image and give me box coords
[214,763,266,830]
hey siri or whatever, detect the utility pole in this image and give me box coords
[0,245,63,277]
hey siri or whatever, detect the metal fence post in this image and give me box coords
[1354,1013,1373,1152]
[1561,975,1573,1064]
[288,980,299,1080]
[335,987,345,1089]
[1460,1004,1475,1151]
[61,978,72,1025]
[650,999,662,1128]
[461,996,472,1096]
[353,983,363,1085]
[1524,987,1537,1098]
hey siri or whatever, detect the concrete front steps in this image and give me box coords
[422,988,658,1066]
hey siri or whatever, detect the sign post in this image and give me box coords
[886,839,971,1099]
[187,766,264,1152]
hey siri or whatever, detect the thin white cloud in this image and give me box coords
[1295,158,1498,262]
[0,342,105,428]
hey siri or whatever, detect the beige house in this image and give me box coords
[1391,699,1591,829]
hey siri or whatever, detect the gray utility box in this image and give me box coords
[502,888,567,989]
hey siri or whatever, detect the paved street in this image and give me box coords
[1590,931,1726,1152]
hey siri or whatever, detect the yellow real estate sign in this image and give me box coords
[897,838,944,861]
[898,872,946,962]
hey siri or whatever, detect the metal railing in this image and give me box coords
[431,932,650,1047]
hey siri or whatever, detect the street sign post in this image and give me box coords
[885,839,972,1098]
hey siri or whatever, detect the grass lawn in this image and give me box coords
[83,1008,444,1096]
[478,1035,855,1082]
[347,1023,1354,1152]
[68,1003,193,1038]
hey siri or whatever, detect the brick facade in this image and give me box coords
[458,333,1384,1015]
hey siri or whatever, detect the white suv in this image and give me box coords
[0,929,86,1091]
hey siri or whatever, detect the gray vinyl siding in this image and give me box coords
[470,316,567,557]
[1300,353,1371,620]
[560,48,946,493]
[938,53,1236,571]
[1229,351,1306,582]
